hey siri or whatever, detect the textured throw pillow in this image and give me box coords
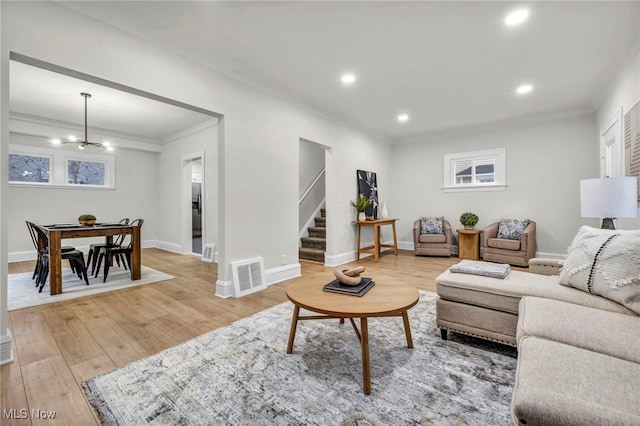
[559,226,640,314]
[497,219,530,240]
[420,216,444,235]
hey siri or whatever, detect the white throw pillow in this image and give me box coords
[559,226,640,314]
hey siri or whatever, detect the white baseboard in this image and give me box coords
[0,331,14,365]
[266,263,301,285]
[154,240,183,254]
[215,279,233,298]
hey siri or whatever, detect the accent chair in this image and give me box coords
[482,220,536,267]
[413,218,452,257]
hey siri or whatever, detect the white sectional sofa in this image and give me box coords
[435,226,640,425]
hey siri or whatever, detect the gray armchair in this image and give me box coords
[482,220,536,267]
[413,219,452,257]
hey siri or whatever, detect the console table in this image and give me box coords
[355,218,398,262]
[457,229,481,260]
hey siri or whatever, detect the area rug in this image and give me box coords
[8,266,175,311]
[83,291,517,425]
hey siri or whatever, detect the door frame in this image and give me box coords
[600,108,623,177]
[182,151,205,254]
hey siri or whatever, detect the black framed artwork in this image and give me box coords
[357,169,378,218]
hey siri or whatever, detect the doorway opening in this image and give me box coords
[182,152,205,255]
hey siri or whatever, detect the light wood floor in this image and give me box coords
[1,248,468,425]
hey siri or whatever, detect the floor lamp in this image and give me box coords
[580,177,638,229]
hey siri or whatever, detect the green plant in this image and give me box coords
[350,195,372,212]
[78,214,96,221]
[459,212,479,227]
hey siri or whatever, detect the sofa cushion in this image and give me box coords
[420,216,443,235]
[559,226,640,315]
[517,297,640,363]
[512,337,640,426]
[487,238,521,251]
[496,219,529,240]
[436,269,636,316]
[418,233,446,243]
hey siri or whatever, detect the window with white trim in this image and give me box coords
[9,144,115,188]
[443,148,506,192]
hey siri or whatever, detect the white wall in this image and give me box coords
[390,113,599,256]
[596,48,640,230]
[157,121,218,253]
[7,133,160,258]
[0,2,392,290]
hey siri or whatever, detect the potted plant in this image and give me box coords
[78,214,97,226]
[460,212,479,230]
[351,195,372,221]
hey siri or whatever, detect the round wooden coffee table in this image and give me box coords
[286,279,419,394]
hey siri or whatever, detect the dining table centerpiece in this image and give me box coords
[78,214,97,226]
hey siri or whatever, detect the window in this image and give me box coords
[9,153,51,183]
[9,144,115,188]
[443,148,506,192]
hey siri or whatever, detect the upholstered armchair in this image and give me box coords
[413,218,452,257]
[482,220,536,267]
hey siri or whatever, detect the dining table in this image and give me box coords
[38,223,141,295]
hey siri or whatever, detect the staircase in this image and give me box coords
[299,209,326,263]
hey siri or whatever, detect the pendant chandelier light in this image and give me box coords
[51,92,114,151]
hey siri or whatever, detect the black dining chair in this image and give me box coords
[25,221,77,286]
[86,217,130,275]
[94,218,143,282]
[32,224,90,292]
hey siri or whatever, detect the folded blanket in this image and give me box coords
[449,260,511,279]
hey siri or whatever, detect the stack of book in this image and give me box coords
[323,277,375,296]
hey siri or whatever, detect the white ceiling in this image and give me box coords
[9,61,215,143]
[14,1,640,143]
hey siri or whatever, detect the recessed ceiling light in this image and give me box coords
[505,8,529,27]
[516,84,533,95]
[51,138,61,145]
[397,113,409,123]
[341,73,356,85]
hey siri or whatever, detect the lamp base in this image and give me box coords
[601,218,616,230]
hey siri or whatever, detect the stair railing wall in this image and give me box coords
[299,168,325,234]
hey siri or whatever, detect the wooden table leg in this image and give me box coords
[392,221,398,256]
[356,223,362,261]
[402,311,414,348]
[49,230,62,295]
[373,225,380,262]
[361,317,371,394]
[131,226,141,280]
[286,305,300,354]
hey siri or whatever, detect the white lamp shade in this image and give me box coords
[580,177,638,218]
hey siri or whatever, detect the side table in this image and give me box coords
[457,229,481,260]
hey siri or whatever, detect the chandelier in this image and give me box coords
[51,92,114,151]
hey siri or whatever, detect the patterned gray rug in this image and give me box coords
[83,291,517,425]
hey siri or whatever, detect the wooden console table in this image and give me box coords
[457,229,481,260]
[355,218,399,262]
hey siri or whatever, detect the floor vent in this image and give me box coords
[202,244,215,262]
[231,257,266,297]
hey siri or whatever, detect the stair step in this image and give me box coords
[314,217,326,227]
[320,208,326,218]
[308,227,326,238]
[299,247,325,263]
[300,236,326,250]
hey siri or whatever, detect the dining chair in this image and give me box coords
[25,221,77,285]
[86,217,130,275]
[32,224,91,292]
[94,218,143,282]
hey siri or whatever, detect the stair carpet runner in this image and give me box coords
[299,208,326,263]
